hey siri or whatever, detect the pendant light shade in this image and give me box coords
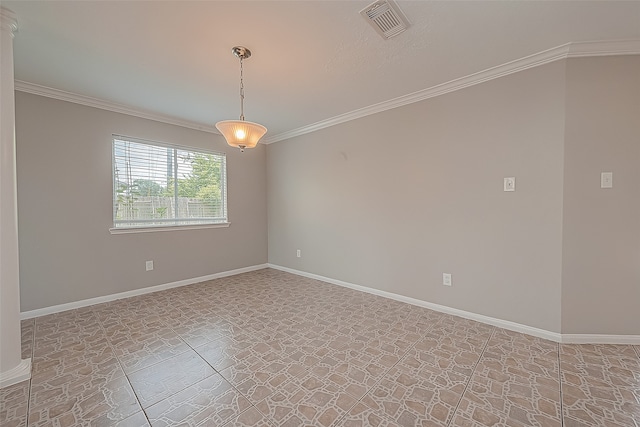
[216,46,267,152]
[215,120,267,151]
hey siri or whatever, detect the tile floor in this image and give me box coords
[1,268,639,426]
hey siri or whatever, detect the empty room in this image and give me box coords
[1,1,639,426]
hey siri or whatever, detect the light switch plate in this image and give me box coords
[504,177,516,192]
[601,172,613,189]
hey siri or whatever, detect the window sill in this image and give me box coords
[109,222,230,235]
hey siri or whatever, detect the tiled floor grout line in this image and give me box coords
[446,326,496,427]
[132,320,244,420]
[29,318,35,359]
[332,312,449,426]
[167,315,253,416]
[259,316,365,426]
[188,306,418,426]
[331,329,421,425]
[557,341,564,427]
[165,307,320,427]
[171,323,266,426]
[94,310,153,426]
[11,271,639,426]
[24,318,35,427]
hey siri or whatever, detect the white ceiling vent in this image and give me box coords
[360,0,410,40]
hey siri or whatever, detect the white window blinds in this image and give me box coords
[112,135,227,229]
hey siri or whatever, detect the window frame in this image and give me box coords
[109,134,229,234]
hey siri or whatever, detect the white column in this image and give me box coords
[0,7,30,389]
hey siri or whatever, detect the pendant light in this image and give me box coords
[215,46,267,152]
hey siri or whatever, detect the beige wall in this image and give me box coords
[16,92,267,312]
[17,55,639,336]
[267,55,640,336]
[267,61,567,333]
[561,56,640,335]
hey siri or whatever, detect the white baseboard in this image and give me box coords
[0,358,31,389]
[267,264,561,342]
[267,264,639,345]
[20,262,639,345]
[20,264,269,320]
[562,334,640,345]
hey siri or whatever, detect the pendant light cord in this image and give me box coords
[239,58,245,121]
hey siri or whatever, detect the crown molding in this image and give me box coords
[14,39,640,144]
[263,39,640,144]
[567,39,640,57]
[14,80,220,135]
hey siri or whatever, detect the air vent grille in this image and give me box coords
[360,0,410,40]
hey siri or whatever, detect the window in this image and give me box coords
[112,135,227,231]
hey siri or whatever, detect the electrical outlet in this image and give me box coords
[145,260,153,271]
[601,172,613,188]
[504,177,516,192]
[443,273,452,286]
[296,249,301,258]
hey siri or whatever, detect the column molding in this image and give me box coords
[0,6,30,389]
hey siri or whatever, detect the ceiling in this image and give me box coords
[5,1,640,143]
